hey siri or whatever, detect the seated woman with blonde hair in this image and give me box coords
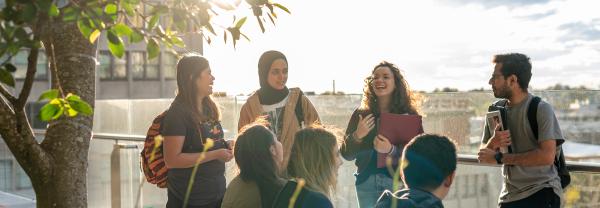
[272,126,342,208]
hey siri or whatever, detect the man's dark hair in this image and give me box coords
[493,53,532,90]
[402,134,457,191]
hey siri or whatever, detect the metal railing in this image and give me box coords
[22,130,600,208]
[457,154,600,173]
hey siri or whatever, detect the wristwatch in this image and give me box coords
[494,151,504,164]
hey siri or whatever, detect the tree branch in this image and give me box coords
[16,47,39,109]
[0,94,52,180]
[0,84,16,104]
[16,18,45,109]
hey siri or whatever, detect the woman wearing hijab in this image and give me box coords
[237,50,320,172]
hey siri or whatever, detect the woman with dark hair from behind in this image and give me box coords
[221,121,285,208]
[162,54,234,208]
[341,61,423,208]
[272,126,342,208]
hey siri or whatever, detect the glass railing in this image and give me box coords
[1,90,599,207]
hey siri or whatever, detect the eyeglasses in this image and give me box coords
[490,73,504,80]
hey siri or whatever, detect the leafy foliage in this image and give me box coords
[0,0,289,120]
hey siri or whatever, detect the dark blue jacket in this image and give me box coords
[272,180,333,208]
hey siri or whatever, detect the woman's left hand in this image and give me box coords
[373,134,393,154]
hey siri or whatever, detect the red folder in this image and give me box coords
[377,113,424,168]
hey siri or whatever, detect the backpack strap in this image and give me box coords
[527,96,571,188]
[493,99,508,107]
[527,96,542,140]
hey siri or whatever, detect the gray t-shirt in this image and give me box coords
[482,94,565,204]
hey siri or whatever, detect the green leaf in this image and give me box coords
[104,3,118,15]
[147,38,160,60]
[106,30,120,44]
[0,69,15,87]
[62,7,78,21]
[89,30,101,43]
[66,94,93,116]
[65,93,81,102]
[68,99,93,116]
[52,104,65,120]
[39,101,61,121]
[113,23,133,36]
[235,17,247,29]
[170,36,185,47]
[38,89,60,101]
[7,45,19,57]
[107,31,125,58]
[49,4,60,17]
[205,24,216,35]
[148,15,160,30]
[129,30,144,43]
[77,19,93,39]
[121,1,135,16]
[21,3,38,22]
[273,3,290,14]
[66,106,78,117]
[4,63,17,73]
[37,0,52,12]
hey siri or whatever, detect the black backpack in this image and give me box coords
[527,96,571,189]
[495,96,571,189]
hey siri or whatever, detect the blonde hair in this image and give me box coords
[287,126,339,197]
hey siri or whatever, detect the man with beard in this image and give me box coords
[478,53,565,208]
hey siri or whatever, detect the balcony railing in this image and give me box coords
[1,90,599,207]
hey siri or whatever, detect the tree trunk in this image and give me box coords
[32,18,97,207]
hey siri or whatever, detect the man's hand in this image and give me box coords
[478,148,497,164]
[485,124,511,150]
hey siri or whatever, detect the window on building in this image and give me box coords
[15,166,31,190]
[0,160,12,190]
[131,51,159,80]
[162,52,177,79]
[113,54,127,79]
[97,51,112,79]
[147,54,160,79]
[131,52,145,79]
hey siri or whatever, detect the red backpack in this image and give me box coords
[141,111,168,188]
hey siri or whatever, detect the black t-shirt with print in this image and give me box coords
[161,100,228,206]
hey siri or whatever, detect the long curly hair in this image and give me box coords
[359,61,421,115]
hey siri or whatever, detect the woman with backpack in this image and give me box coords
[340,61,423,208]
[221,120,285,208]
[237,50,320,172]
[162,54,233,208]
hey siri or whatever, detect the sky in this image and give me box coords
[202,0,600,95]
